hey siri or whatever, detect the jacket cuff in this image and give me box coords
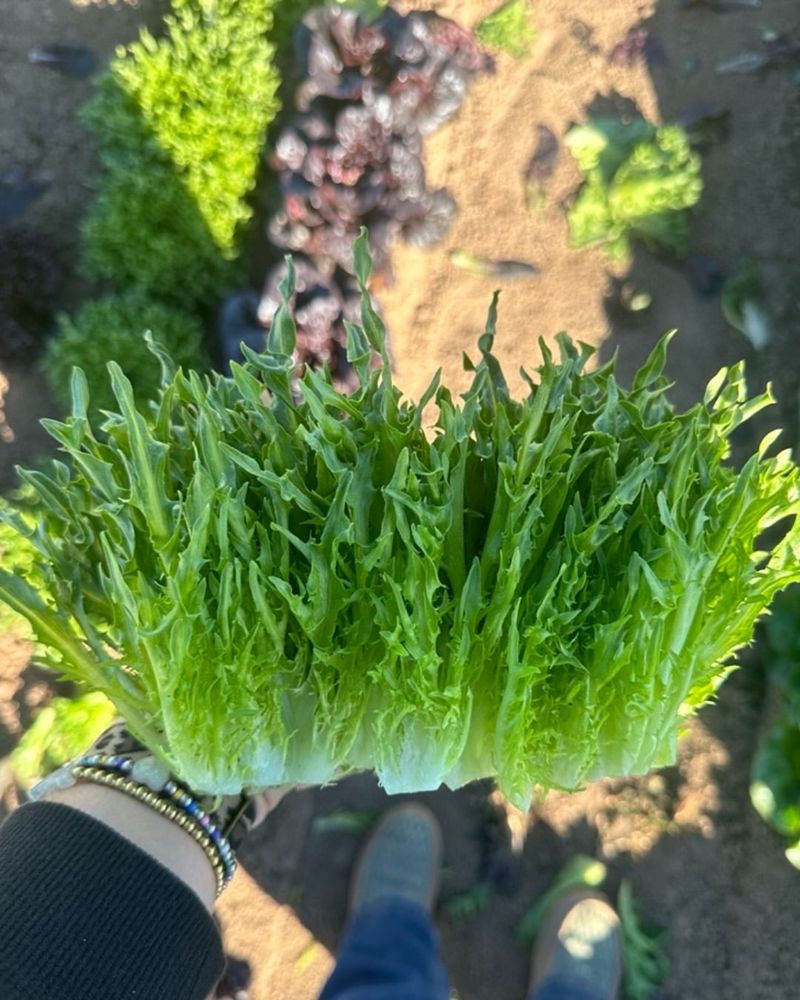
[0,801,224,1000]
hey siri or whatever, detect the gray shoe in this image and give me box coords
[529,890,622,1000]
[350,803,443,915]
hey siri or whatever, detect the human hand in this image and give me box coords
[48,720,299,851]
[224,785,294,849]
[34,723,301,913]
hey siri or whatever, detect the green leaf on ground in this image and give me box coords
[312,809,379,834]
[518,856,608,942]
[618,879,670,1000]
[443,881,493,921]
[11,692,117,788]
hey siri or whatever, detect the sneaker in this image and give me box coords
[529,890,622,1000]
[350,803,443,916]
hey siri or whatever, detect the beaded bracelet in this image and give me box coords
[75,753,237,883]
[30,748,240,897]
[73,765,229,897]
[74,754,236,886]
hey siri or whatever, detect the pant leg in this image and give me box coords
[318,896,449,1000]
[530,973,611,1000]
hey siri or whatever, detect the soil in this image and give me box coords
[2,1,800,998]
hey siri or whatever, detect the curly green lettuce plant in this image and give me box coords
[566,116,703,260]
[81,0,281,306]
[43,293,208,418]
[1,236,799,804]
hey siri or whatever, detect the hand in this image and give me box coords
[224,786,295,850]
[250,787,292,827]
[79,719,299,851]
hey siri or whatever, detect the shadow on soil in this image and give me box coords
[235,661,799,999]
[598,0,800,433]
[595,14,800,993]
[236,767,711,1000]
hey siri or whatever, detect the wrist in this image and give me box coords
[42,782,217,911]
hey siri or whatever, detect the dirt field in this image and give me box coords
[2,0,800,997]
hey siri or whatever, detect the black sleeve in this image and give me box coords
[0,801,224,1000]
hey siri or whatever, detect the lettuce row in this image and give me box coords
[80,0,280,306]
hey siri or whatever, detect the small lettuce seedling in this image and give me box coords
[567,115,703,260]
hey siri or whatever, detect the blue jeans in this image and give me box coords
[318,896,606,1000]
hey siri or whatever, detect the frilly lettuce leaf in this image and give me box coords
[1,233,798,801]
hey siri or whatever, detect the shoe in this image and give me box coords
[349,803,443,916]
[529,889,622,1000]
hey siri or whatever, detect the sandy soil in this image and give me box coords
[2,0,800,998]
